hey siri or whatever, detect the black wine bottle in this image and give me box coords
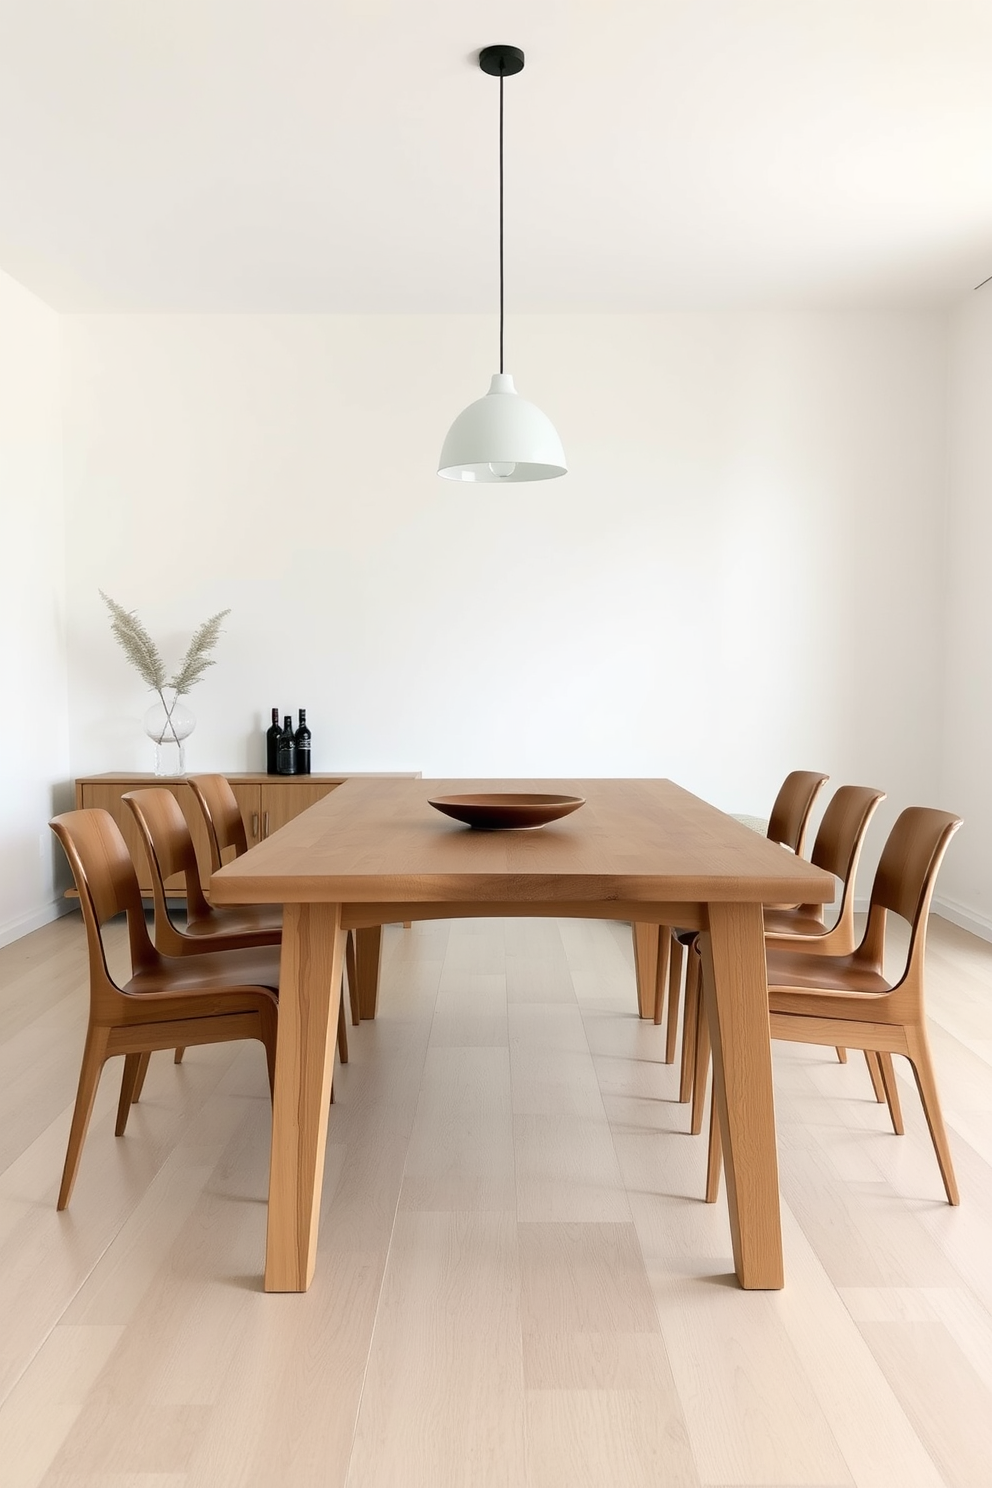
[276,714,297,775]
[294,709,311,775]
[265,707,281,775]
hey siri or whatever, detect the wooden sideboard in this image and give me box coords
[73,772,419,897]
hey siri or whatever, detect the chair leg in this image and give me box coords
[174,1048,186,1064]
[346,930,360,1027]
[864,1049,887,1103]
[904,1030,960,1205]
[705,1087,722,1203]
[678,949,700,1103]
[130,1050,152,1104]
[877,1051,905,1135]
[652,927,667,1024]
[260,1004,277,1099]
[836,1047,848,1063]
[336,987,348,1065]
[690,999,711,1137]
[116,1053,145,1136]
[665,936,684,1063]
[58,1025,111,1210]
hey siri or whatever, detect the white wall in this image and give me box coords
[939,287,992,934]
[61,311,947,854]
[0,268,71,946]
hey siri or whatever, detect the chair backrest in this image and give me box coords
[50,809,160,1006]
[789,783,885,949]
[122,788,213,951]
[857,806,962,1001]
[766,770,829,856]
[810,785,885,881]
[186,774,249,874]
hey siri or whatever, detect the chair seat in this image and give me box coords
[127,944,281,998]
[763,906,828,938]
[184,903,282,943]
[766,945,890,998]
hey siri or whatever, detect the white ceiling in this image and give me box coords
[2,0,992,312]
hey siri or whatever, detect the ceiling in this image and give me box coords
[2,0,992,313]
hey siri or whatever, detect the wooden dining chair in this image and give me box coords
[762,783,887,955]
[686,782,887,1129]
[661,769,829,1092]
[698,804,963,1205]
[122,786,354,1073]
[186,772,251,873]
[123,787,281,955]
[50,808,280,1209]
[187,773,361,1027]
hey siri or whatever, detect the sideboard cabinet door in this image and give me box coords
[259,780,340,838]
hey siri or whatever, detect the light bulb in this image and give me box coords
[489,461,516,478]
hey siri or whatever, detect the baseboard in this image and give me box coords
[932,895,992,945]
[0,897,76,951]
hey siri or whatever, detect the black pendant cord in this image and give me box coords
[499,70,505,374]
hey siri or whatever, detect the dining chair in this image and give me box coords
[186,772,252,873]
[50,808,280,1209]
[698,804,963,1205]
[686,782,887,1130]
[123,787,281,956]
[660,769,829,1092]
[122,786,354,1075]
[187,773,361,1026]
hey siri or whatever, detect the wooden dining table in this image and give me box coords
[209,777,834,1294]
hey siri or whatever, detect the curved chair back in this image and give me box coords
[811,785,884,881]
[187,774,249,873]
[798,784,886,952]
[50,810,161,1008]
[122,788,214,955]
[859,807,962,1006]
[766,770,829,856]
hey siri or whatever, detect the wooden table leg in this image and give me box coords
[698,902,783,1290]
[265,901,344,1292]
[355,924,383,1020]
[632,923,661,1020]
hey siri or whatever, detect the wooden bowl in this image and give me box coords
[427,793,586,830]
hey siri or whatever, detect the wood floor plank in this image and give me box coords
[399,1045,516,1212]
[345,1210,527,1488]
[0,1324,124,1488]
[856,1321,992,1488]
[525,1388,700,1488]
[514,1114,631,1223]
[518,1221,662,1337]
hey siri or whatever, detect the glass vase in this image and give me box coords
[143,692,195,776]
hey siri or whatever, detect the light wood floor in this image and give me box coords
[1,910,992,1487]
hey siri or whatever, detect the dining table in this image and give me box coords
[209,776,835,1293]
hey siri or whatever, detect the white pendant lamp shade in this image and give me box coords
[438,44,566,484]
[438,373,567,482]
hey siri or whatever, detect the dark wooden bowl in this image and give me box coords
[427,793,586,830]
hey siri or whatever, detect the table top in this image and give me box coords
[209,777,835,908]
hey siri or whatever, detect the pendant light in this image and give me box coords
[438,45,567,483]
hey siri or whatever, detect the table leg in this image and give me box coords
[698,901,783,1290]
[632,923,662,1020]
[356,924,383,1020]
[265,901,344,1292]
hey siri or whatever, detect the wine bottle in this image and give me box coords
[294,708,312,775]
[265,707,281,775]
[276,714,297,775]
